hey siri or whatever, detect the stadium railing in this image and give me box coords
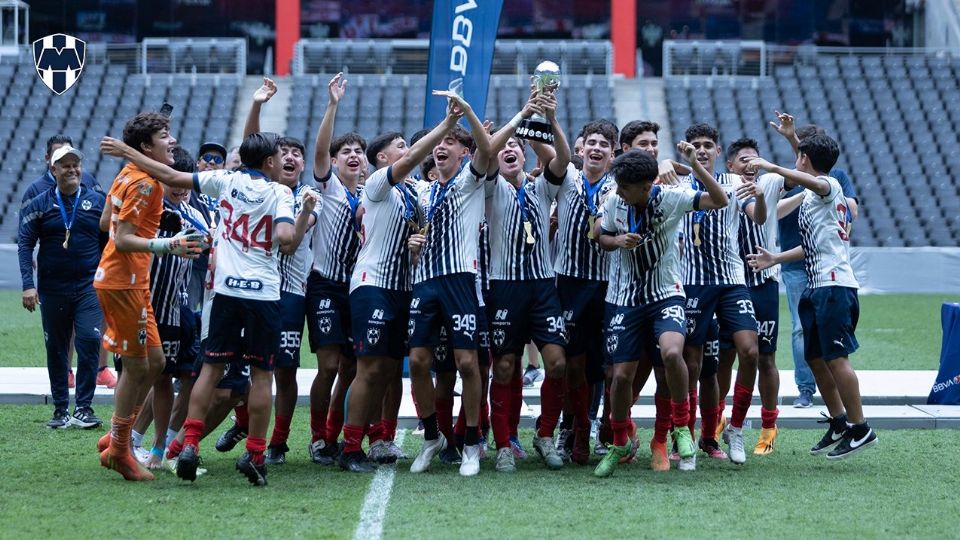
[140,38,246,77]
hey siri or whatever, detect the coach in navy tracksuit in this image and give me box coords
[20,135,102,208]
[18,146,106,429]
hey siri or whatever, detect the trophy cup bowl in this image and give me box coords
[517,61,561,144]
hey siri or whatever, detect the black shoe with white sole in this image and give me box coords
[47,409,71,429]
[826,424,877,460]
[215,424,247,452]
[71,407,102,429]
[236,452,268,486]
[264,443,289,465]
[810,412,849,455]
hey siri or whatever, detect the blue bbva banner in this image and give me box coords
[928,303,960,405]
[424,0,504,128]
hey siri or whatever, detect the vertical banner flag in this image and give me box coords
[928,303,960,405]
[424,0,504,128]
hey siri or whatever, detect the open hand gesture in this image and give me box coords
[253,77,278,104]
[746,246,776,272]
[328,72,347,105]
[768,110,795,140]
[676,141,697,163]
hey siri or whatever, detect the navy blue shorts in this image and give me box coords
[701,317,720,378]
[409,273,480,350]
[556,275,606,358]
[351,286,411,360]
[683,284,758,346]
[720,279,779,354]
[487,279,567,356]
[203,294,280,371]
[799,286,860,362]
[306,273,353,356]
[602,302,618,366]
[277,292,306,369]
[607,296,685,365]
[432,305,491,373]
[195,339,250,394]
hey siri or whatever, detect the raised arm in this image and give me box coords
[433,90,491,175]
[392,101,462,183]
[747,245,804,272]
[284,190,319,255]
[777,191,804,219]
[769,110,800,156]
[538,92,571,179]
[747,156,830,197]
[736,181,768,225]
[243,77,278,140]
[484,93,540,172]
[313,73,347,177]
[100,137,193,190]
[676,141,728,209]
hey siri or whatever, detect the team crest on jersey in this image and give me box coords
[606,334,619,354]
[33,34,85,95]
[138,328,147,345]
[366,327,381,346]
[138,182,154,197]
[81,200,92,211]
[493,329,506,347]
[319,317,333,334]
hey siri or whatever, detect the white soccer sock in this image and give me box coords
[131,429,144,449]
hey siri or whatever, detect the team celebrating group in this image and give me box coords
[24,71,878,486]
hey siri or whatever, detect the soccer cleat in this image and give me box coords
[650,440,670,472]
[592,444,629,478]
[96,368,118,389]
[412,420,425,437]
[215,424,247,452]
[264,443,289,465]
[367,440,388,464]
[509,436,528,460]
[826,425,877,460]
[722,422,732,445]
[67,370,75,389]
[339,450,377,473]
[410,434,447,473]
[810,413,849,455]
[619,432,639,465]
[47,408,71,429]
[236,452,268,486]
[134,446,151,464]
[495,447,516,473]
[460,444,481,476]
[477,437,488,460]
[698,437,728,460]
[97,431,112,452]
[572,428,592,465]
[522,367,544,387]
[555,428,573,463]
[383,440,408,461]
[176,444,200,482]
[727,427,746,465]
[594,441,609,456]
[532,435,564,470]
[70,407,102,429]
[678,453,697,472]
[439,446,462,465]
[717,415,728,442]
[793,389,813,408]
[754,426,778,456]
[672,427,695,459]
[308,439,338,465]
[100,449,155,481]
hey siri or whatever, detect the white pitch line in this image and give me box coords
[353,429,406,540]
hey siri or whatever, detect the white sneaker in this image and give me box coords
[728,426,746,465]
[460,444,481,476]
[162,456,207,477]
[495,447,516,473]
[133,446,151,464]
[678,453,697,471]
[533,435,564,470]
[410,434,446,473]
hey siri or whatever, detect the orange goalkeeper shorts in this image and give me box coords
[96,289,161,358]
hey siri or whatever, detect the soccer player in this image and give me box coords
[95,113,205,481]
[305,73,366,465]
[593,144,729,477]
[619,119,690,185]
[100,130,314,486]
[484,91,571,472]
[406,90,493,476]
[18,145,106,430]
[746,134,877,459]
[716,138,784,455]
[678,123,761,467]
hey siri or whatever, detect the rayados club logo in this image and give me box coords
[33,33,86,95]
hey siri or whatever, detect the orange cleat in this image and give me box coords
[715,415,728,442]
[97,431,112,453]
[753,426,778,456]
[649,440,670,472]
[100,449,155,481]
[96,368,118,389]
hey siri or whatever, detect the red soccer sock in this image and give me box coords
[490,381,512,449]
[269,414,292,447]
[367,421,385,444]
[246,436,266,465]
[731,383,753,429]
[761,406,779,429]
[382,419,398,441]
[481,398,491,435]
[571,381,591,431]
[687,388,698,436]
[510,368,523,438]
[435,397,454,444]
[325,407,344,444]
[343,424,364,454]
[701,404,721,442]
[182,418,205,450]
[612,419,632,447]
[671,398,690,431]
[310,407,327,443]
[234,403,249,430]
[165,438,183,460]
[537,376,565,438]
[653,395,672,444]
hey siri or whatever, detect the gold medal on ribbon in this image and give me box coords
[420,222,431,236]
[693,222,702,247]
[408,219,419,231]
[524,221,535,245]
[587,215,596,240]
[62,229,70,250]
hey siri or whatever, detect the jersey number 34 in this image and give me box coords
[221,200,273,255]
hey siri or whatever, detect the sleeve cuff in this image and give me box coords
[192,172,201,193]
[386,166,395,185]
[314,168,333,184]
[275,217,295,225]
[544,164,564,185]
[600,228,617,236]
[692,191,703,211]
[469,163,483,180]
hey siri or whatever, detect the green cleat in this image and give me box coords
[672,428,696,459]
[593,444,630,478]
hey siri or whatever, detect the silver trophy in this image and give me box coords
[517,60,561,144]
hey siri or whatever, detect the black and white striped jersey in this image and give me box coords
[413,162,485,284]
[351,168,424,292]
[799,176,858,289]
[484,173,561,281]
[737,173,784,287]
[680,173,746,286]
[311,169,363,284]
[279,183,321,296]
[601,187,701,306]
[553,163,615,281]
[149,200,205,326]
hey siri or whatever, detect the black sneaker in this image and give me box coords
[264,443,289,465]
[177,444,201,481]
[308,439,337,465]
[70,407,102,429]
[827,424,877,460]
[215,423,247,452]
[236,451,268,486]
[556,428,573,462]
[339,450,377,473]
[439,446,462,465]
[47,408,71,429]
[810,412,849,455]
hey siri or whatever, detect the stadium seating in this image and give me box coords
[664,51,960,247]
[0,54,240,241]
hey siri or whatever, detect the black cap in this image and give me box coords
[198,141,227,158]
